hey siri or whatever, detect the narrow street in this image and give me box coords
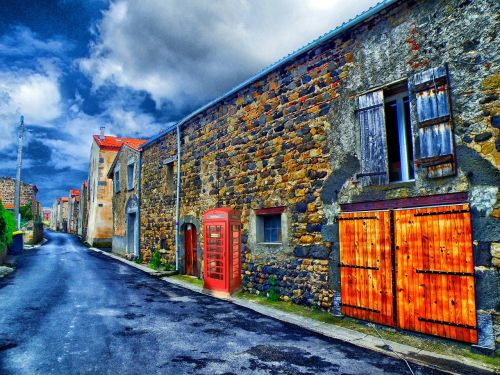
[0,231,441,375]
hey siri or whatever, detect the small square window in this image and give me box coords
[255,208,285,244]
[263,215,282,243]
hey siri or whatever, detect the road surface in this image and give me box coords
[0,231,443,374]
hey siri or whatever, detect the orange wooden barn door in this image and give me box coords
[338,210,394,326]
[394,204,477,344]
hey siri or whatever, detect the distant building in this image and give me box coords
[51,197,69,232]
[86,129,147,247]
[42,208,51,223]
[68,189,80,234]
[107,139,146,257]
[0,176,40,220]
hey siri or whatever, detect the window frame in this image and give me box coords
[114,168,121,194]
[384,90,415,183]
[255,207,286,245]
[127,158,135,191]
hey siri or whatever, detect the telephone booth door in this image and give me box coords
[203,208,242,296]
[204,222,226,292]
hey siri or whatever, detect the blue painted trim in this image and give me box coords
[140,0,397,150]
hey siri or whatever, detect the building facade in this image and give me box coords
[139,0,499,349]
[86,132,149,247]
[68,189,80,234]
[107,141,146,256]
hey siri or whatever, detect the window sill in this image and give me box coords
[257,242,283,246]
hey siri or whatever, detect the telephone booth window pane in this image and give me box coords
[232,224,240,279]
[207,225,224,280]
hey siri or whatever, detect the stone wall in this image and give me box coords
[140,0,499,340]
[23,221,43,245]
[0,177,38,217]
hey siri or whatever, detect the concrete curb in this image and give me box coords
[24,237,48,250]
[91,247,496,374]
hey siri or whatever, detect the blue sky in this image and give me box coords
[0,0,379,206]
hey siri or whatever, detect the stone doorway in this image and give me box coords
[125,196,138,256]
[184,223,198,277]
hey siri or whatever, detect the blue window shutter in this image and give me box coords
[410,65,456,178]
[357,90,388,186]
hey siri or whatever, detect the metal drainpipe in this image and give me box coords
[136,150,142,258]
[174,124,181,271]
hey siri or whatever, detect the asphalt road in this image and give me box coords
[0,231,443,375]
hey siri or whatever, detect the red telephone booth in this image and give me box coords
[203,208,242,297]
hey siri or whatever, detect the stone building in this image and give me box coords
[140,0,499,350]
[107,140,146,257]
[68,189,80,234]
[0,176,40,220]
[86,130,147,247]
[78,180,89,238]
[58,197,69,232]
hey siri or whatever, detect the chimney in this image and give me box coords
[99,126,105,140]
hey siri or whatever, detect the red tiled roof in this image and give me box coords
[60,197,69,202]
[70,189,80,197]
[93,135,147,151]
[3,203,14,209]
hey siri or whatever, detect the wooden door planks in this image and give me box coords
[340,204,477,344]
[394,204,477,344]
[339,211,393,326]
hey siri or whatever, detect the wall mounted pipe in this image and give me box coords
[174,124,181,271]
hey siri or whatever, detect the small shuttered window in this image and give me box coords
[357,90,389,186]
[410,65,456,178]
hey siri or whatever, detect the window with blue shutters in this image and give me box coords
[410,65,456,178]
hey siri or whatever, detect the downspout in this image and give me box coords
[174,124,181,271]
[136,150,142,258]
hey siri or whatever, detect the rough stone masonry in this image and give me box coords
[140,0,499,348]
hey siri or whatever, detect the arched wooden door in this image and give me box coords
[184,224,198,277]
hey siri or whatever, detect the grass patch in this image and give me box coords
[170,274,203,287]
[235,291,500,369]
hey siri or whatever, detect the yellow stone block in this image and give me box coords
[300,234,314,244]
[307,203,316,212]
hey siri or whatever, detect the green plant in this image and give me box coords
[134,255,143,264]
[162,262,175,271]
[0,200,16,252]
[267,275,280,302]
[150,249,161,270]
[20,201,33,222]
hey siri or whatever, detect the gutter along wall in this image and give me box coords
[140,0,499,348]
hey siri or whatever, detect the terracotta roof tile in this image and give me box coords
[93,135,147,151]
[70,189,80,197]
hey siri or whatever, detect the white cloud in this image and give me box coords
[80,0,381,108]
[42,99,165,171]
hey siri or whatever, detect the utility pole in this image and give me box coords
[14,115,24,230]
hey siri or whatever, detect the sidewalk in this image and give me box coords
[90,247,497,374]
